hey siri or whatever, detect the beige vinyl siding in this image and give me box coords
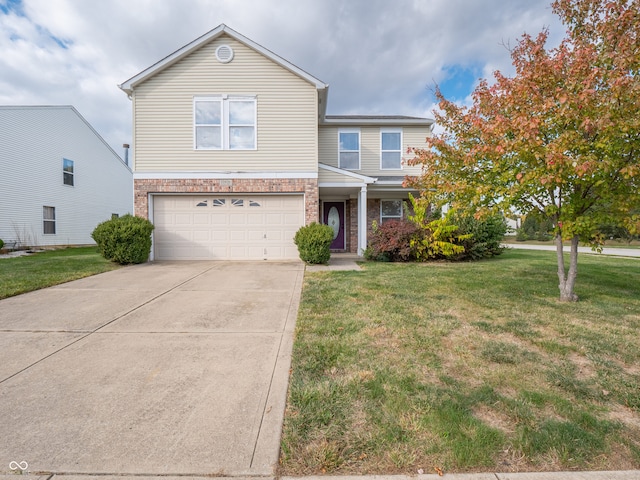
[319,169,363,184]
[318,125,429,177]
[132,34,318,172]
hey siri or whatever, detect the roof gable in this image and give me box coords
[119,24,328,95]
[0,105,128,168]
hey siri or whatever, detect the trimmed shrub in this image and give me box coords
[366,219,418,262]
[92,214,154,264]
[294,222,334,264]
[0,239,4,250]
[454,213,508,260]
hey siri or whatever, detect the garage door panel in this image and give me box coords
[175,214,192,225]
[284,213,302,225]
[211,230,228,241]
[247,213,265,224]
[210,214,229,226]
[193,214,210,225]
[192,230,210,241]
[229,214,247,225]
[153,195,304,260]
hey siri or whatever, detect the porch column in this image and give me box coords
[358,185,368,255]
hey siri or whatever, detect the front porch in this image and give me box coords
[318,164,417,255]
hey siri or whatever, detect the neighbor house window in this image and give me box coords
[63,158,74,185]
[380,200,402,223]
[43,206,56,234]
[194,96,256,150]
[339,130,360,170]
[381,129,402,169]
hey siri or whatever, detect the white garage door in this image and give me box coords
[153,195,304,260]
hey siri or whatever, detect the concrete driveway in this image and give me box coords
[0,261,303,477]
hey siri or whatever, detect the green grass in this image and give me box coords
[280,249,640,475]
[0,247,120,299]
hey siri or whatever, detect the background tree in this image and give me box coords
[409,0,640,301]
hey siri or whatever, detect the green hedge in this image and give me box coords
[92,215,154,264]
[294,222,334,264]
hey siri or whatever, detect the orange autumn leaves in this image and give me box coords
[409,0,640,241]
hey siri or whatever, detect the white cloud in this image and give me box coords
[0,0,564,154]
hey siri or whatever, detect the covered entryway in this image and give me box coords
[153,194,304,260]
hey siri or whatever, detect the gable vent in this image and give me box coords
[215,44,234,63]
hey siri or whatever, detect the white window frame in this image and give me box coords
[380,129,403,170]
[63,158,74,186]
[338,129,361,170]
[380,199,403,223]
[194,95,257,150]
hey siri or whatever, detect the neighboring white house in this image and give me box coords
[119,24,434,260]
[0,106,133,248]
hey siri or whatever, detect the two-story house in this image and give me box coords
[119,24,433,261]
[0,105,132,249]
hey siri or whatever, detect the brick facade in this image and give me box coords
[134,178,319,225]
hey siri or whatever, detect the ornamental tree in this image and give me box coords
[409,0,640,301]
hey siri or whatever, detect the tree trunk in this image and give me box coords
[556,234,579,302]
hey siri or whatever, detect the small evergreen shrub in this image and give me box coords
[517,213,554,241]
[454,213,508,260]
[0,239,4,250]
[515,227,529,242]
[294,222,334,264]
[92,214,154,264]
[366,219,418,262]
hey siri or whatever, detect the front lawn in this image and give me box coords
[280,249,640,475]
[0,247,120,299]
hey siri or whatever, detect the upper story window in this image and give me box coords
[339,129,360,170]
[63,158,74,186]
[194,96,256,150]
[381,129,402,170]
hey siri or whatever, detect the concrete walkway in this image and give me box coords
[305,253,362,272]
[0,261,303,477]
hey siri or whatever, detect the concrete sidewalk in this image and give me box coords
[0,261,303,477]
[505,243,640,258]
[1,470,638,479]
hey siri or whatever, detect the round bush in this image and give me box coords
[92,214,154,264]
[293,222,334,264]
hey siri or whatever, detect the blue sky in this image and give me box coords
[0,0,564,153]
